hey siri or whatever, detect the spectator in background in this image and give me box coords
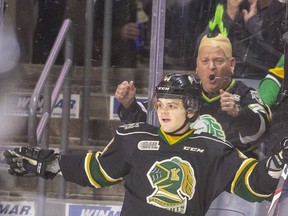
[32,0,150,67]
[162,0,220,70]
[258,54,288,156]
[64,0,150,67]
[63,0,85,66]
[258,55,285,110]
[220,0,285,78]
[30,0,221,70]
[115,32,271,158]
[93,0,150,68]
[32,0,66,64]
[140,0,221,70]
[261,0,287,61]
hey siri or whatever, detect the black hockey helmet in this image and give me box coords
[155,73,201,112]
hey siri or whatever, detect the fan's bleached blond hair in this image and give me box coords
[198,34,232,58]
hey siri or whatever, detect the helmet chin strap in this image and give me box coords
[166,111,197,136]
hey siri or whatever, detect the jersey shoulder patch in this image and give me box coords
[191,114,226,140]
[190,133,234,149]
[117,122,158,136]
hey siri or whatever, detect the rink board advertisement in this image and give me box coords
[0,201,35,216]
[5,92,80,119]
[66,203,122,216]
[109,96,147,120]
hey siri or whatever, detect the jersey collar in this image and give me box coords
[202,79,235,103]
[159,128,195,145]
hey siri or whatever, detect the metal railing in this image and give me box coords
[27,18,73,216]
[28,18,73,147]
[81,0,95,145]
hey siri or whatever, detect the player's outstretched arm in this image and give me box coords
[232,138,288,202]
[3,146,60,180]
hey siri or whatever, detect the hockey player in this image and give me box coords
[115,33,270,155]
[3,73,288,216]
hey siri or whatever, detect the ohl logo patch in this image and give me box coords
[146,157,196,214]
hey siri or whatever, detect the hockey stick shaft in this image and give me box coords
[267,164,288,216]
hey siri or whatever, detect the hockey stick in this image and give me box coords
[267,164,288,216]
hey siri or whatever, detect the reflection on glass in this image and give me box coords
[223,0,286,79]
[163,0,218,71]
[8,0,287,77]
[163,0,286,80]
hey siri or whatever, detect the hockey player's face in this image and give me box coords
[196,46,235,94]
[156,98,191,134]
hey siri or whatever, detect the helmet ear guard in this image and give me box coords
[185,98,200,113]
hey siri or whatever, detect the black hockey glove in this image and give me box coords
[3,146,60,179]
[267,137,288,179]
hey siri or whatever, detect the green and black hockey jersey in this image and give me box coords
[59,122,278,216]
[117,79,271,151]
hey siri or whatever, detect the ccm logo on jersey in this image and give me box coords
[183,146,205,153]
[138,141,160,150]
